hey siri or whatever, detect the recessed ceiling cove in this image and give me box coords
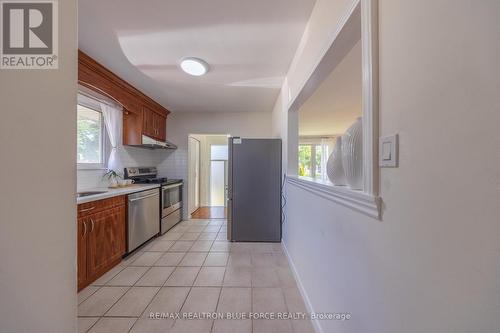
[79,0,316,113]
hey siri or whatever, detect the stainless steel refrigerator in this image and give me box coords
[227,138,282,242]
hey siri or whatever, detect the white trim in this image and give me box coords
[287,176,381,219]
[286,0,380,216]
[361,0,379,195]
[287,0,361,111]
[281,241,322,333]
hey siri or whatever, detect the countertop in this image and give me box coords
[77,184,161,204]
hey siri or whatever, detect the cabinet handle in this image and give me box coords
[83,221,87,236]
[90,218,95,233]
[129,193,159,202]
[80,206,95,212]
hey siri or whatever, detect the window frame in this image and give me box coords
[298,137,335,181]
[77,95,107,170]
[286,0,381,219]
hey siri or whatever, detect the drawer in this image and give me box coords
[78,195,125,217]
[161,209,182,234]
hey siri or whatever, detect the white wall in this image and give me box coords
[273,1,500,333]
[0,1,78,332]
[157,111,272,217]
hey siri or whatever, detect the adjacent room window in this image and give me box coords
[210,145,228,206]
[77,103,105,168]
[298,138,334,181]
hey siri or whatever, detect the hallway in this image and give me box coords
[191,207,227,219]
[77,219,312,333]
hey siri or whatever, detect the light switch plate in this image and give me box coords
[379,134,398,167]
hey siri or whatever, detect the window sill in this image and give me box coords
[77,165,107,171]
[286,176,381,219]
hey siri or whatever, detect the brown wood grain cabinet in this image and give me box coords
[77,217,87,289]
[77,196,126,291]
[78,50,170,146]
[157,113,166,141]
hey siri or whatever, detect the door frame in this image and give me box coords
[188,136,201,215]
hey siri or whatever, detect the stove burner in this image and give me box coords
[132,177,169,184]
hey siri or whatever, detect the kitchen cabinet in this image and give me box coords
[77,196,126,291]
[142,106,167,141]
[78,50,170,146]
[77,217,87,289]
[156,113,166,141]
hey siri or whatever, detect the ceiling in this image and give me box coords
[78,0,315,113]
[299,40,362,137]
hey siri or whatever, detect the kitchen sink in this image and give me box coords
[77,191,107,198]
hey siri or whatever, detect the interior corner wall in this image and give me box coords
[275,1,500,333]
[157,111,273,218]
[0,1,78,332]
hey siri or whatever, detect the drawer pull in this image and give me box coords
[80,206,95,212]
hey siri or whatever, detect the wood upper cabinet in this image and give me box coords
[142,106,167,141]
[77,196,126,291]
[142,106,156,139]
[156,113,166,141]
[78,50,170,146]
[86,206,126,281]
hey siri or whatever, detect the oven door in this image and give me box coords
[162,183,182,217]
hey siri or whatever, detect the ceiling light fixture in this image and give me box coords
[180,57,209,76]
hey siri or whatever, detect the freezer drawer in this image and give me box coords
[161,208,182,234]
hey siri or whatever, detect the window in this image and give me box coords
[77,103,105,168]
[210,145,228,160]
[298,139,334,181]
[210,144,228,206]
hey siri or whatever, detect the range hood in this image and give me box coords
[128,135,177,150]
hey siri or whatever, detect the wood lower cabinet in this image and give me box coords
[77,197,126,291]
[77,217,87,289]
[86,206,126,281]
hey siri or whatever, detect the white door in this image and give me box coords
[188,137,200,214]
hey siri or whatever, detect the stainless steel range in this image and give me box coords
[124,167,183,235]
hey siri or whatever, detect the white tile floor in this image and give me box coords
[78,219,314,333]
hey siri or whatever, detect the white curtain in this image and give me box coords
[100,102,123,171]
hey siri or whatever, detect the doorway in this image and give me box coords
[209,144,228,206]
[188,134,229,219]
[188,136,200,215]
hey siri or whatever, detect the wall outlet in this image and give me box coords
[379,134,399,167]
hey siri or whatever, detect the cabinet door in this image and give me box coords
[156,113,166,141]
[86,206,126,280]
[77,217,88,290]
[142,107,155,138]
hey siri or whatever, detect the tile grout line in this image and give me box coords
[170,231,204,331]
[210,257,230,333]
[81,219,298,333]
[125,265,177,333]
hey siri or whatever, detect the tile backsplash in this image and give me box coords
[77,146,171,190]
[76,145,189,217]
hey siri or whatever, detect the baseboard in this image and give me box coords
[282,241,323,333]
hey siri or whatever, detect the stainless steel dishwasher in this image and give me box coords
[127,188,160,253]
